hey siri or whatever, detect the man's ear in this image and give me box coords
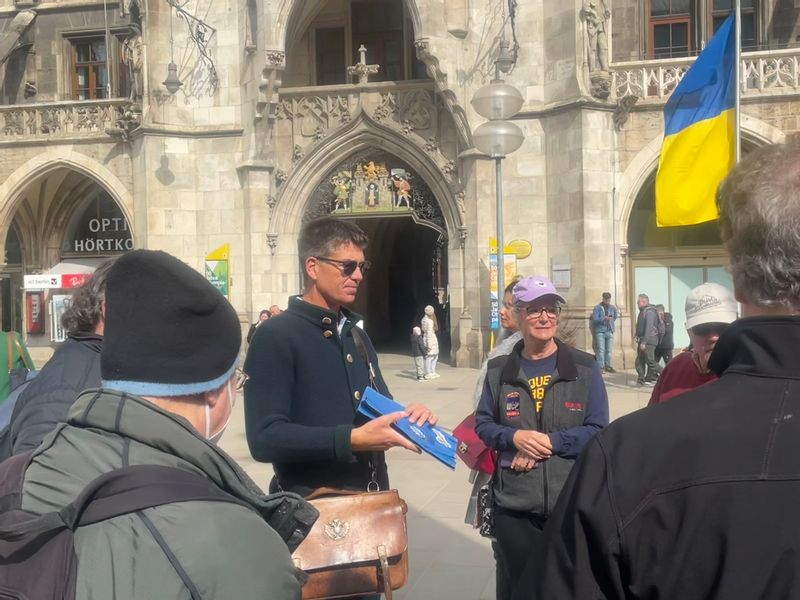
[304,256,319,282]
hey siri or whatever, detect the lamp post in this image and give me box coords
[471,67,524,323]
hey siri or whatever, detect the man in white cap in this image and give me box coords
[648,282,738,405]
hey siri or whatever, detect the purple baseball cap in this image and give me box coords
[512,276,566,304]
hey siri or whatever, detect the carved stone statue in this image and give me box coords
[581,0,610,73]
[122,32,144,103]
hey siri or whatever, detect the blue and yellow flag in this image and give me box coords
[655,15,737,227]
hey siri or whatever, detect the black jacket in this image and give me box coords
[0,332,102,459]
[244,296,391,497]
[526,317,800,600]
[410,333,426,357]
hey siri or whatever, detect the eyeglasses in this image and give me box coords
[315,256,371,277]
[234,367,250,391]
[523,305,562,319]
[691,323,728,338]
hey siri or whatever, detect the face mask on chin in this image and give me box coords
[205,380,234,444]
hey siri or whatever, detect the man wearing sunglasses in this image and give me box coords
[244,216,437,503]
[648,282,737,406]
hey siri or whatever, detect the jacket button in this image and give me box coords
[354,390,361,400]
[323,330,333,338]
[346,353,353,363]
[322,317,332,325]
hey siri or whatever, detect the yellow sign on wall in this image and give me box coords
[204,244,230,298]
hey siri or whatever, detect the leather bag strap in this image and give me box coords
[12,335,30,370]
[378,544,392,600]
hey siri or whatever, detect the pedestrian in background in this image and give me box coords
[475,275,608,597]
[421,304,439,379]
[654,304,674,365]
[634,293,661,385]
[649,283,737,406]
[247,309,270,344]
[410,326,427,381]
[591,292,618,373]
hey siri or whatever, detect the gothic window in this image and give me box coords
[648,1,759,58]
[649,0,692,58]
[67,34,129,100]
[310,0,428,85]
[316,27,346,85]
[711,0,756,50]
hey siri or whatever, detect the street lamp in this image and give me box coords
[471,67,524,324]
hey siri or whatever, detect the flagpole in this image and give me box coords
[734,0,742,162]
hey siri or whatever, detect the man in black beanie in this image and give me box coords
[5,249,310,599]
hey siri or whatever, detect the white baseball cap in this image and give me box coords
[685,283,738,330]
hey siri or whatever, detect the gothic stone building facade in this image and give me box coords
[0,0,797,365]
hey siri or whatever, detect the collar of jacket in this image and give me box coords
[709,316,800,379]
[287,295,364,336]
[67,331,103,353]
[500,338,579,386]
[66,388,317,550]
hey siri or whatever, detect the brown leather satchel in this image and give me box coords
[292,487,409,600]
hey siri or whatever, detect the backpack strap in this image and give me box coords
[0,465,250,541]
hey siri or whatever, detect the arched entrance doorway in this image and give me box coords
[303,148,449,352]
[627,172,732,350]
[2,167,133,351]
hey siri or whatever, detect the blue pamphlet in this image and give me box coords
[358,387,457,470]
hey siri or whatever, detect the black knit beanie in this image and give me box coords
[101,250,241,396]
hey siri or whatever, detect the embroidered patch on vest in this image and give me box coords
[564,401,584,411]
[505,391,521,418]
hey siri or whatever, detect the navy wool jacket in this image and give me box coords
[244,296,391,497]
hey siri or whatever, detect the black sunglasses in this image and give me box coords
[691,323,728,337]
[315,256,371,276]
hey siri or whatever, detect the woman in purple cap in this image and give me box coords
[475,275,609,596]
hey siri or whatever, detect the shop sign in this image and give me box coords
[72,218,133,253]
[61,274,91,289]
[204,244,230,299]
[24,275,61,289]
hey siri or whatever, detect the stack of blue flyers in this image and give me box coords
[357,387,457,470]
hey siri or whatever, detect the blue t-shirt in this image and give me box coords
[475,349,608,466]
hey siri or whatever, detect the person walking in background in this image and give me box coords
[591,292,618,373]
[421,304,439,379]
[654,304,675,365]
[0,330,33,404]
[410,326,427,381]
[649,283,737,406]
[527,139,800,600]
[247,309,270,344]
[0,259,113,459]
[475,275,608,597]
[634,293,661,385]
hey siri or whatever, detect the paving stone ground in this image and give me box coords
[220,353,654,600]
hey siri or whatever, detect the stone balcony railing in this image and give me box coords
[0,98,137,142]
[611,47,800,102]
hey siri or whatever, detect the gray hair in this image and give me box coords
[297,217,368,263]
[717,137,800,308]
[638,294,649,303]
[61,258,115,333]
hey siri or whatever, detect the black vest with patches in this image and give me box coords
[485,339,594,516]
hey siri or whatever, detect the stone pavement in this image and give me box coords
[219,353,654,600]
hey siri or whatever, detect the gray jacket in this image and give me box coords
[21,389,309,599]
[636,305,661,346]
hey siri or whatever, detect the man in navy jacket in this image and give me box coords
[244,217,437,497]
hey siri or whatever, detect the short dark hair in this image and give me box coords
[61,258,115,333]
[504,276,522,296]
[297,217,369,263]
[602,292,611,300]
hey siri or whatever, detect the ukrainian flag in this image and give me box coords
[655,15,737,227]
